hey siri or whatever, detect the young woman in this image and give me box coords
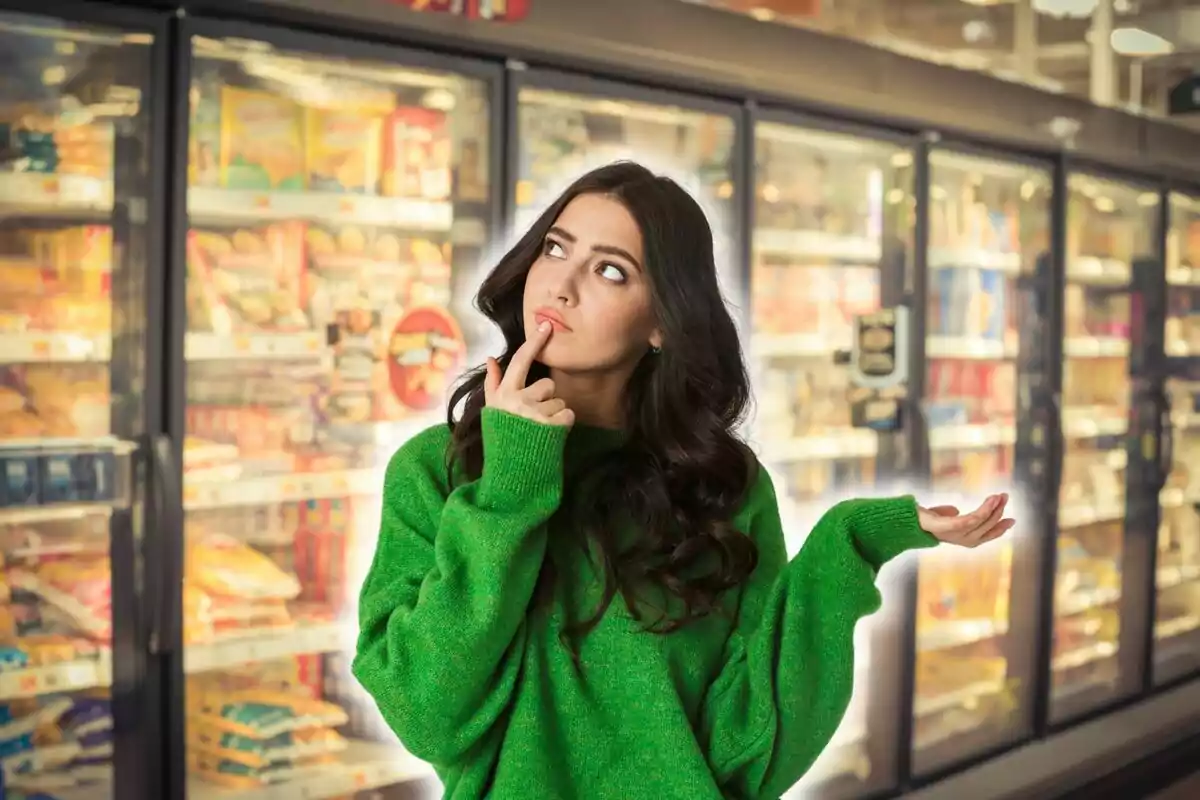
[353,161,1013,800]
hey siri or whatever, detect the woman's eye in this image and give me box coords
[543,239,566,259]
[598,263,627,283]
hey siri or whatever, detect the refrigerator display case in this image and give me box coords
[1049,174,1156,723]
[914,149,1050,772]
[511,74,740,300]
[1156,191,1200,685]
[0,8,154,800]
[177,23,496,797]
[749,118,915,798]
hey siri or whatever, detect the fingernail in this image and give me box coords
[538,321,551,332]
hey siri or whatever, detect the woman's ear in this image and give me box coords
[649,329,663,350]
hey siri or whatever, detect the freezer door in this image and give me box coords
[1050,173,1159,724]
[178,22,499,799]
[0,7,159,800]
[750,118,916,800]
[914,148,1052,773]
[1155,191,1200,687]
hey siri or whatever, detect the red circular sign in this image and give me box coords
[386,305,465,411]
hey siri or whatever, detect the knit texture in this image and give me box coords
[353,409,937,799]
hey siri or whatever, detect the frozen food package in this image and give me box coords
[189,724,347,770]
[383,106,452,200]
[186,533,302,602]
[186,684,348,740]
[7,559,111,641]
[186,223,309,333]
[305,105,385,194]
[218,86,306,191]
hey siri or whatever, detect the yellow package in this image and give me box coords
[304,106,383,194]
[185,534,301,601]
[189,722,346,769]
[187,685,348,739]
[218,86,305,191]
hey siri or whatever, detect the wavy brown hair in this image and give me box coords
[447,161,758,641]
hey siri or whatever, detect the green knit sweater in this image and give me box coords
[353,409,937,800]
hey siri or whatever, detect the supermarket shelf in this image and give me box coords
[928,247,1021,273]
[1158,563,1200,591]
[1167,266,1200,287]
[188,186,453,231]
[1054,641,1117,671]
[1064,336,1130,358]
[0,502,115,526]
[915,677,1005,717]
[0,435,136,454]
[185,623,345,673]
[918,618,1007,651]
[187,740,434,800]
[0,332,111,364]
[1067,257,1132,286]
[1156,615,1200,640]
[750,332,836,359]
[185,331,325,361]
[0,172,113,216]
[183,468,380,510]
[926,335,1015,360]
[1058,586,1121,617]
[1061,412,1128,439]
[0,656,112,701]
[762,429,878,462]
[1058,501,1125,529]
[928,422,1015,451]
[754,229,880,263]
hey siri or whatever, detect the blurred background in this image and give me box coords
[0,1,1198,799]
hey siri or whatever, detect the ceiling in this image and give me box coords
[691,0,1200,122]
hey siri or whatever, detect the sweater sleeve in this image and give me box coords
[700,470,938,799]
[351,409,568,766]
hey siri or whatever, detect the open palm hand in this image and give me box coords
[918,493,1013,549]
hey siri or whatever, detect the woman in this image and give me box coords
[353,161,1013,800]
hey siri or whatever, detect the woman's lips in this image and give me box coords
[534,312,571,332]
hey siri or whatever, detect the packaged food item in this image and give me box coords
[382,106,452,200]
[218,86,305,191]
[189,72,224,188]
[187,224,308,333]
[7,560,111,641]
[186,684,348,740]
[186,533,301,602]
[189,724,346,770]
[305,105,385,194]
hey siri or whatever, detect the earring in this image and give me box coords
[650,345,662,355]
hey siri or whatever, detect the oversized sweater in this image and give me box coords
[352,408,938,800]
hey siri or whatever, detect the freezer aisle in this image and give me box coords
[748,119,913,799]
[0,10,151,800]
[178,27,494,799]
[1156,191,1200,686]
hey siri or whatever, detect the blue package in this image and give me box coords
[978,268,1006,341]
[0,455,40,508]
[38,454,78,504]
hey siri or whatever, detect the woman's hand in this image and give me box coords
[918,493,1014,548]
[484,321,575,428]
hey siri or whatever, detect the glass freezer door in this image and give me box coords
[1155,191,1200,685]
[751,120,914,799]
[915,150,1050,773]
[0,9,154,800]
[513,80,738,300]
[1050,174,1156,722]
[181,26,495,798]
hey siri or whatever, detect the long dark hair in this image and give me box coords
[447,161,758,638]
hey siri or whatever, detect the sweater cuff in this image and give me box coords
[842,495,938,570]
[478,407,569,503]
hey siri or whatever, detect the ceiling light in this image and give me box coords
[1111,27,1173,56]
[1033,0,1098,19]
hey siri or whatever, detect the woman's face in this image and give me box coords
[522,193,662,373]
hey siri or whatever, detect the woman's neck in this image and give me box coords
[548,367,628,430]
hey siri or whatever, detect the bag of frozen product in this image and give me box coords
[185,534,301,602]
[189,751,337,789]
[189,723,347,769]
[187,685,348,740]
[7,560,111,641]
[0,697,72,760]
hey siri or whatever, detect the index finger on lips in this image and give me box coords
[503,322,552,391]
